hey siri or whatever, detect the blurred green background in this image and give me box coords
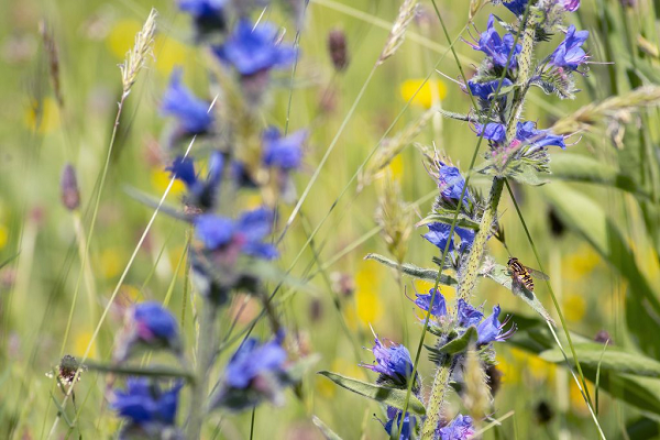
[1,0,660,438]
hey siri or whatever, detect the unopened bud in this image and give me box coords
[60,163,80,211]
[327,28,349,71]
[594,329,612,344]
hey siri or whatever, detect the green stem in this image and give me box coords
[421,359,453,440]
[186,303,218,440]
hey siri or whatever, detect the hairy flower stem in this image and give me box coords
[186,303,218,440]
[458,18,537,301]
[421,358,453,439]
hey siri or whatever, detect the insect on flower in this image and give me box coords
[507,256,549,292]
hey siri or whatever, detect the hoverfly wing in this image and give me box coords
[524,266,549,281]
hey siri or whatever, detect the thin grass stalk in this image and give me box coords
[186,304,218,440]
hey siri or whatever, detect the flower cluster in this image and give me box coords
[108,2,311,438]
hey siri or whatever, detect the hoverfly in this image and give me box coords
[507,257,549,292]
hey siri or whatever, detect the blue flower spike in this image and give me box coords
[477,305,517,345]
[178,0,227,38]
[468,15,521,69]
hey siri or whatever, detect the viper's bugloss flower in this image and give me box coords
[516,121,566,150]
[474,122,506,144]
[194,207,278,259]
[133,302,179,344]
[456,299,484,327]
[167,151,224,209]
[212,335,291,410]
[473,121,566,150]
[437,414,476,440]
[500,0,527,15]
[467,78,513,100]
[383,407,418,440]
[437,162,471,205]
[469,15,521,68]
[112,378,182,433]
[262,127,306,170]
[414,289,447,318]
[161,69,213,135]
[179,0,226,37]
[563,0,581,11]
[550,25,589,71]
[423,222,475,253]
[213,19,295,77]
[477,305,516,344]
[361,334,417,390]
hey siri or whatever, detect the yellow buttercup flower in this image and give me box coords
[562,244,602,281]
[98,248,124,279]
[413,279,456,302]
[387,154,404,182]
[400,79,447,109]
[73,331,97,358]
[24,98,61,133]
[354,261,383,325]
[151,169,186,197]
[0,223,8,250]
[106,19,142,61]
[563,293,587,323]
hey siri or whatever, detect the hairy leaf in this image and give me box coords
[364,253,458,286]
[317,371,426,416]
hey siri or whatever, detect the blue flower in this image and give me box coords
[194,207,278,259]
[438,414,476,440]
[361,334,417,390]
[414,289,447,318]
[225,336,288,389]
[456,299,484,327]
[467,78,513,100]
[423,223,475,253]
[563,0,580,12]
[437,163,471,205]
[213,19,296,76]
[469,15,521,68]
[112,378,182,427]
[477,305,516,344]
[179,0,226,36]
[473,122,506,144]
[133,302,179,344]
[384,407,418,440]
[500,0,528,15]
[263,127,306,170]
[167,151,224,208]
[161,69,213,135]
[212,334,291,410]
[550,25,589,71]
[516,121,566,150]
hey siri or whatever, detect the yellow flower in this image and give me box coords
[562,244,601,281]
[106,19,142,60]
[73,331,97,358]
[387,155,404,182]
[563,293,587,323]
[495,354,520,385]
[24,98,61,133]
[150,169,186,197]
[354,261,383,325]
[98,248,124,279]
[400,79,447,108]
[569,379,595,416]
[0,223,8,250]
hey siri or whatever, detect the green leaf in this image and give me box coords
[509,163,550,186]
[364,253,457,286]
[549,153,649,198]
[483,264,554,323]
[317,371,426,416]
[509,315,660,416]
[540,343,660,378]
[543,182,660,357]
[418,211,481,231]
[312,416,345,440]
[435,326,478,354]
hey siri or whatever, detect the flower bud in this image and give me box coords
[327,28,349,71]
[60,163,80,211]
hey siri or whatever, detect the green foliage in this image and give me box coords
[317,372,427,416]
